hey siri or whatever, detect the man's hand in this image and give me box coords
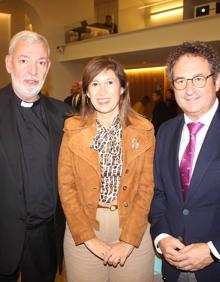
[103,241,135,267]
[174,243,214,271]
[84,238,111,260]
[159,236,185,266]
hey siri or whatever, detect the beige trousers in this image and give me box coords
[64,208,155,282]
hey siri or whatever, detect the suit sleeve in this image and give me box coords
[58,122,96,245]
[149,128,172,241]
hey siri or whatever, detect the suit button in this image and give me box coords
[183,209,189,215]
[123,186,127,191]
[125,169,129,174]
[123,202,128,208]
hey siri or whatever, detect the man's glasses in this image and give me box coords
[172,73,215,90]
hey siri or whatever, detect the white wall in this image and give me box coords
[119,0,145,32]
[0,0,94,100]
[58,15,220,62]
[25,0,95,100]
[118,0,183,32]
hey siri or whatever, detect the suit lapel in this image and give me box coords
[187,107,220,202]
[42,96,63,152]
[167,117,185,202]
[41,96,66,203]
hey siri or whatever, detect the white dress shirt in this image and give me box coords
[155,98,220,260]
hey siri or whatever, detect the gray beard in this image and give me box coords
[11,74,45,99]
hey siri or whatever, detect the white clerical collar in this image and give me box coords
[20,101,34,108]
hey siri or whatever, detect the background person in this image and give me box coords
[151,89,168,135]
[104,15,118,34]
[165,88,179,120]
[64,81,82,114]
[0,30,71,282]
[133,95,150,117]
[150,41,220,282]
[58,56,155,282]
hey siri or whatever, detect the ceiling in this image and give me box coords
[71,40,220,70]
[111,46,174,69]
[111,40,220,69]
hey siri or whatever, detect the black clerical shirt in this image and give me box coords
[15,95,54,226]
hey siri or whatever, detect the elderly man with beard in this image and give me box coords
[0,31,72,282]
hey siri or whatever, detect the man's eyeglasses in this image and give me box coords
[172,73,215,90]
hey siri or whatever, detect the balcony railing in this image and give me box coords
[64,1,185,44]
[65,17,118,43]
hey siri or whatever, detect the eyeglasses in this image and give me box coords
[172,73,215,90]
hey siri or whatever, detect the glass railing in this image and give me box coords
[64,1,184,43]
[64,17,117,43]
[64,0,220,44]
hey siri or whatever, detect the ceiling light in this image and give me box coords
[138,0,177,10]
[125,66,166,73]
[150,6,183,19]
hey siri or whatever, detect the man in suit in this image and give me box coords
[0,30,71,282]
[150,41,220,282]
[151,89,169,135]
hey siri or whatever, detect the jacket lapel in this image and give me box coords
[41,96,67,203]
[68,122,101,177]
[187,106,220,202]
[167,116,185,202]
[42,95,64,153]
[122,125,152,166]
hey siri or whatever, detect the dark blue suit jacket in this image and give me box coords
[150,105,220,282]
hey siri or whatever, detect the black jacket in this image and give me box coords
[0,84,72,274]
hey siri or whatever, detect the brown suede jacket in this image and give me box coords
[58,113,155,247]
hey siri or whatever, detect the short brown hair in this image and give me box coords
[81,56,133,126]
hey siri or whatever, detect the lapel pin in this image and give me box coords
[131,137,139,149]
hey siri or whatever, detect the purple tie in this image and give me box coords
[180,122,204,200]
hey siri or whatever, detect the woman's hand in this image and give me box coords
[84,238,111,260]
[104,241,135,267]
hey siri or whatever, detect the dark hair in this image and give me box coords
[167,88,174,96]
[81,56,133,126]
[105,15,112,20]
[153,90,162,97]
[167,41,220,83]
[141,95,150,104]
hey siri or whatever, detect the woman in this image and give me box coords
[58,57,155,282]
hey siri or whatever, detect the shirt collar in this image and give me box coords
[20,101,34,108]
[14,94,41,108]
[96,114,120,132]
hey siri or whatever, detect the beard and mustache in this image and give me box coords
[11,73,47,99]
